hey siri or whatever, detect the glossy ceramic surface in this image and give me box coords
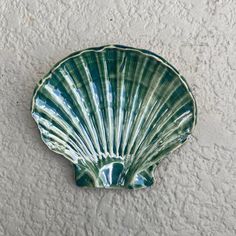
[31,45,197,189]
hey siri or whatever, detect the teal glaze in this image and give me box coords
[31,45,197,189]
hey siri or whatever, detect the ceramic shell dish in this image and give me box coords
[31,45,197,189]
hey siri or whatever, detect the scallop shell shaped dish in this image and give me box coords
[31,45,197,189]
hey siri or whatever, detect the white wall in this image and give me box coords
[0,0,235,235]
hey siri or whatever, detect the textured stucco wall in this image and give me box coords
[0,0,236,235]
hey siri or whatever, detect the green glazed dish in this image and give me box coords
[31,45,197,189]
